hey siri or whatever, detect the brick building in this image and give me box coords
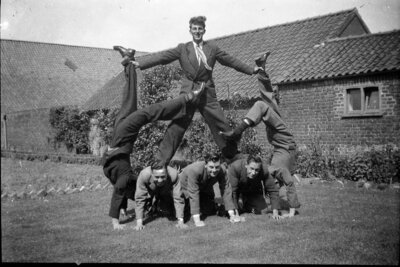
[2,8,399,155]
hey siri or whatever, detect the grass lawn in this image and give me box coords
[1,159,399,264]
[1,158,106,193]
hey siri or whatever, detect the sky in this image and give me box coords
[1,0,400,52]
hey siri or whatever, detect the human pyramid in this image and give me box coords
[102,16,300,230]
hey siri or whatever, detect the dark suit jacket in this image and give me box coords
[227,158,280,210]
[137,41,254,102]
[179,161,235,215]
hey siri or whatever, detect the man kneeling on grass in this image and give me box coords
[179,152,242,227]
[227,154,285,220]
[134,163,188,230]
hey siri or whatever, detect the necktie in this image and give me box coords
[195,44,212,71]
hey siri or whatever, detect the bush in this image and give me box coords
[49,107,92,154]
[295,137,399,184]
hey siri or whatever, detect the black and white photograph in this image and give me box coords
[1,0,399,264]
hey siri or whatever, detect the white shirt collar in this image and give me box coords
[192,41,204,48]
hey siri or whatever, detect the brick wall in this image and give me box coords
[275,73,400,153]
[1,108,69,153]
[2,73,398,156]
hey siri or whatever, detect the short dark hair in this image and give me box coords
[150,160,166,171]
[246,155,262,165]
[204,152,220,163]
[189,16,206,28]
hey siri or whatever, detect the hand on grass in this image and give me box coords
[272,214,284,220]
[194,220,205,227]
[175,221,188,229]
[112,218,126,230]
[193,214,205,227]
[272,209,284,220]
[134,224,145,231]
[282,208,296,218]
[134,219,145,231]
[281,213,294,218]
[229,215,242,223]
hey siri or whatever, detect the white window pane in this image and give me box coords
[365,87,379,110]
[347,89,361,111]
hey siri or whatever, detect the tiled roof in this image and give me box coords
[278,30,400,83]
[84,8,367,108]
[210,8,366,100]
[0,39,146,113]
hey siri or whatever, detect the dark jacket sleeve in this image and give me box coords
[227,162,241,210]
[169,167,185,219]
[262,166,280,211]
[214,45,254,75]
[134,169,151,220]
[137,44,182,70]
[218,167,236,211]
[186,165,202,215]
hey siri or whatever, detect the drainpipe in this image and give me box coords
[2,114,7,150]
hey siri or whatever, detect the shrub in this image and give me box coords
[295,136,399,184]
[49,107,92,154]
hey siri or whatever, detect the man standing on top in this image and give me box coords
[130,16,263,167]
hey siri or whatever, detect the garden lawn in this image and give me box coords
[1,159,399,264]
[1,158,106,193]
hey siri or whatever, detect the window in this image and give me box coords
[344,86,382,117]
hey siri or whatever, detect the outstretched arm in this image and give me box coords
[215,46,260,75]
[135,44,182,70]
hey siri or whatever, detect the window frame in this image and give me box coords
[342,84,383,118]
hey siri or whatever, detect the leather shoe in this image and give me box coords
[255,51,271,70]
[113,45,136,58]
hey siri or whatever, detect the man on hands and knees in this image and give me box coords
[134,163,187,231]
[227,154,284,220]
[179,152,242,227]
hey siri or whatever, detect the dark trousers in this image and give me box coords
[270,148,300,209]
[257,70,280,116]
[245,101,300,209]
[156,94,238,166]
[240,193,268,214]
[103,64,188,219]
[103,64,138,219]
[104,154,136,219]
[148,192,176,219]
[184,192,218,221]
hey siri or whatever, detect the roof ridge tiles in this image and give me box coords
[0,39,116,51]
[210,8,356,42]
[1,39,149,56]
[326,30,400,43]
